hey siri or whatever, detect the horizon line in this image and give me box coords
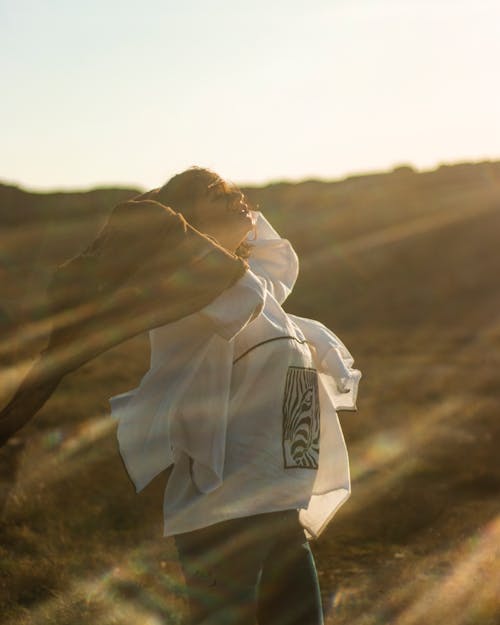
[2,158,499,196]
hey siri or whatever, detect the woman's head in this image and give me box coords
[156,167,254,256]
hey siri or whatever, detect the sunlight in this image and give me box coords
[50,414,116,459]
[304,197,498,269]
[14,413,116,491]
[0,297,112,403]
[348,396,463,489]
[329,513,500,625]
[3,542,187,625]
[394,514,500,625]
[349,429,406,482]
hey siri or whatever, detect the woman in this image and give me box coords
[110,167,361,625]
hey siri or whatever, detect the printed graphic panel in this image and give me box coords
[282,367,320,469]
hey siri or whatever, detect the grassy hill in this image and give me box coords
[1,161,499,624]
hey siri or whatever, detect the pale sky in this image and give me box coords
[1,0,499,191]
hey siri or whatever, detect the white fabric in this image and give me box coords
[162,335,318,535]
[289,315,362,412]
[110,269,266,493]
[246,213,298,304]
[109,211,361,539]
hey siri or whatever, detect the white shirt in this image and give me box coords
[109,212,361,539]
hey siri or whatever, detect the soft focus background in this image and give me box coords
[1,1,500,624]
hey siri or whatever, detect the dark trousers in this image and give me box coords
[174,510,324,625]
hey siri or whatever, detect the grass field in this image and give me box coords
[1,162,500,624]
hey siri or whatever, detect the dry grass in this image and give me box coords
[1,162,500,623]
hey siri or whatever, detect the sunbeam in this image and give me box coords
[393,513,500,625]
[3,540,187,625]
[303,195,499,270]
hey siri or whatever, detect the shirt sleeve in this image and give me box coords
[288,314,362,411]
[198,269,267,340]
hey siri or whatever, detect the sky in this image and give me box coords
[1,0,499,191]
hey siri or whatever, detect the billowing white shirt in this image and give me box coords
[109,212,361,539]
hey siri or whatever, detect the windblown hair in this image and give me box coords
[155,167,253,259]
[156,167,223,222]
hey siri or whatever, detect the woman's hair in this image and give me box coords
[156,167,253,259]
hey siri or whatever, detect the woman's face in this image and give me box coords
[194,181,254,252]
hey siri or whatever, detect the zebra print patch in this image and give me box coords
[282,367,320,469]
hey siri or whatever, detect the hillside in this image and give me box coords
[2,161,499,326]
[1,161,500,624]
